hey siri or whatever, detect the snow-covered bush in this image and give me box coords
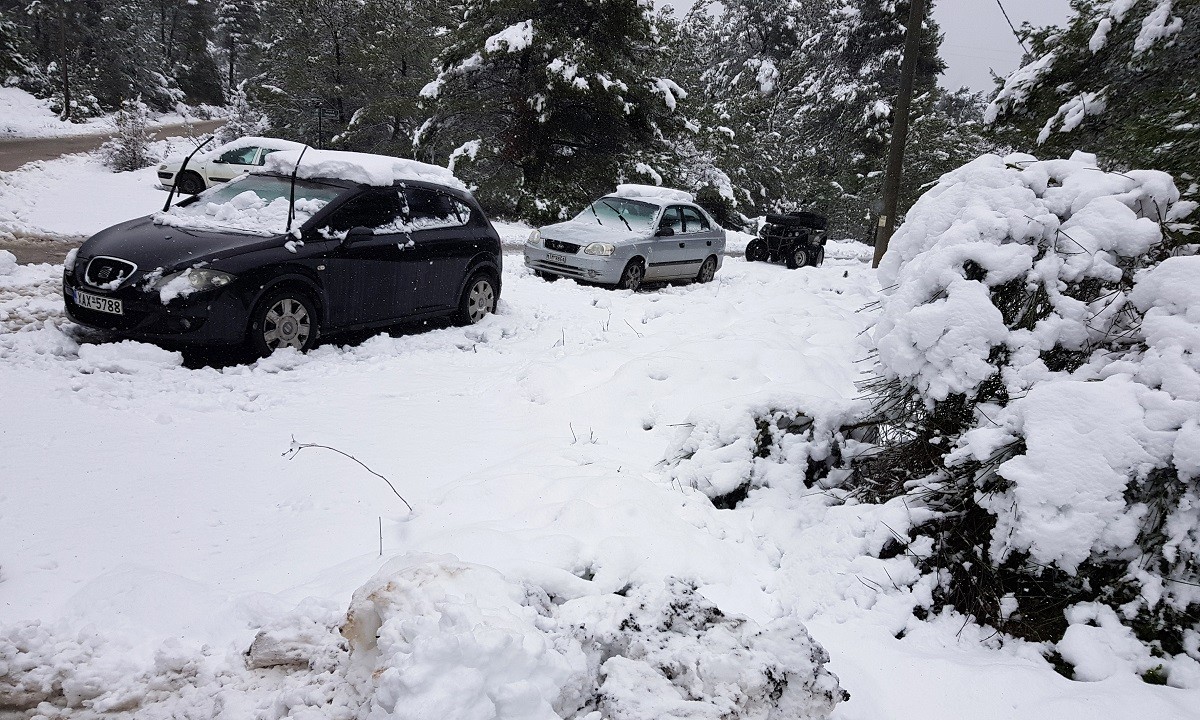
[858,151,1199,681]
[99,98,157,172]
[214,81,268,146]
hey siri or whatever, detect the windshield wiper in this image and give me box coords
[585,202,603,225]
[162,135,214,211]
[600,201,632,232]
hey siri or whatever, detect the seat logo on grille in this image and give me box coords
[98,266,114,279]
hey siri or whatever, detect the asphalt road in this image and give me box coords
[0,118,225,173]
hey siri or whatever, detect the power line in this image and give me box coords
[994,0,1030,54]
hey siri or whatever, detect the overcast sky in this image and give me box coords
[655,0,1074,94]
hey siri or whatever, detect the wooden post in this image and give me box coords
[872,0,927,269]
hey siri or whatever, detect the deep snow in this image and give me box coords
[0,147,1196,718]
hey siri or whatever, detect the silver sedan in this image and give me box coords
[523,188,726,290]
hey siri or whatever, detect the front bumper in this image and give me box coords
[63,274,250,346]
[523,245,625,285]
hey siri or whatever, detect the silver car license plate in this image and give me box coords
[547,253,567,263]
[75,289,123,315]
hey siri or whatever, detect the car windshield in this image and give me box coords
[573,197,658,231]
[153,175,346,236]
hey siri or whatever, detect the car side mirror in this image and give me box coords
[655,226,675,237]
[343,226,373,242]
[212,157,225,164]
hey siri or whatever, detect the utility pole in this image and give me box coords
[872,0,927,269]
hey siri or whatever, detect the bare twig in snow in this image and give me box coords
[283,437,413,512]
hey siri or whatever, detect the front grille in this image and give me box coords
[84,256,138,289]
[544,239,581,254]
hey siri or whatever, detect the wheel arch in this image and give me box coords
[246,273,326,328]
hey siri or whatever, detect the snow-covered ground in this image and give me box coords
[0,149,1195,718]
[0,87,215,140]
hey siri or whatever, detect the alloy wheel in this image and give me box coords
[262,298,312,350]
[467,279,495,323]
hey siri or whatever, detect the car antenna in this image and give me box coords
[162,135,214,212]
[285,145,311,237]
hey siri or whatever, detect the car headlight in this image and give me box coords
[527,229,541,246]
[64,248,79,273]
[151,268,235,293]
[583,242,616,256]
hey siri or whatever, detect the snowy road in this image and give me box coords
[3,242,1195,718]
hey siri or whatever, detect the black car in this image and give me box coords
[745,212,827,269]
[64,171,502,355]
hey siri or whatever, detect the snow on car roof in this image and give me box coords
[261,148,466,190]
[611,184,694,204]
[202,136,305,160]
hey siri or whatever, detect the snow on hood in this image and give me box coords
[261,149,465,190]
[540,216,645,244]
[613,183,693,203]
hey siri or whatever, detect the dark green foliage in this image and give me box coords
[986,0,1199,192]
[418,0,680,221]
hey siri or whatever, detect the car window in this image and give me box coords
[573,197,658,231]
[328,191,403,232]
[660,206,684,234]
[398,188,472,230]
[255,148,284,166]
[218,146,260,165]
[681,206,710,233]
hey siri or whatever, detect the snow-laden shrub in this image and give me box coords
[858,151,1199,681]
[343,556,845,719]
[665,394,870,506]
[214,81,269,147]
[99,98,157,172]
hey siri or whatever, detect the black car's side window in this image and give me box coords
[328,191,403,232]
[681,206,709,233]
[403,188,472,230]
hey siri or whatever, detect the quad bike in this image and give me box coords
[745,211,827,269]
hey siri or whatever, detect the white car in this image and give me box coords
[156,136,306,195]
[524,185,726,290]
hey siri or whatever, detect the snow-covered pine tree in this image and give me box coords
[215,81,269,145]
[417,0,684,221]
[985,0,1198,191]
[216,0,262,91]
[100,97,158,171]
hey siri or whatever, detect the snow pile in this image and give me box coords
[612,184,693,203]
[865,151,1200,681]
[0,558,845,718]
[262,149,465,190]
[153,192,328,237]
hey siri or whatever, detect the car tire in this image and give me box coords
[248,288,319,356]
[176,170,206,196]
[455,272,497,326]
[745,240,767,262]
[696,256,718,283]
[617,259,645,291]
[786,245,810,269]
[534,270,559,282]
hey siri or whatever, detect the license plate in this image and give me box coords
[547,253,567,263]
[75,289,123,315]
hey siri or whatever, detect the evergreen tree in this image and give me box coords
[417,0,684,221]
[985,0,1198,187]
[99,97,158,171]
[216,0,261,91]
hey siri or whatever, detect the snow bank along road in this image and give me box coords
[2,237,1192,718]
[0,120,227,173]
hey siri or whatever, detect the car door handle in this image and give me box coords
[679,242,685,248]
[706,241,712,246]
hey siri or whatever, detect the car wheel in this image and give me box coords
[617,259,644,291]
[786,245,810,269]
[534,270,559,282]
[176,170,206,195]
[456,272,497,325]
[248,289,319,356]
[696,256,717,283]
[745,240,767,262]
